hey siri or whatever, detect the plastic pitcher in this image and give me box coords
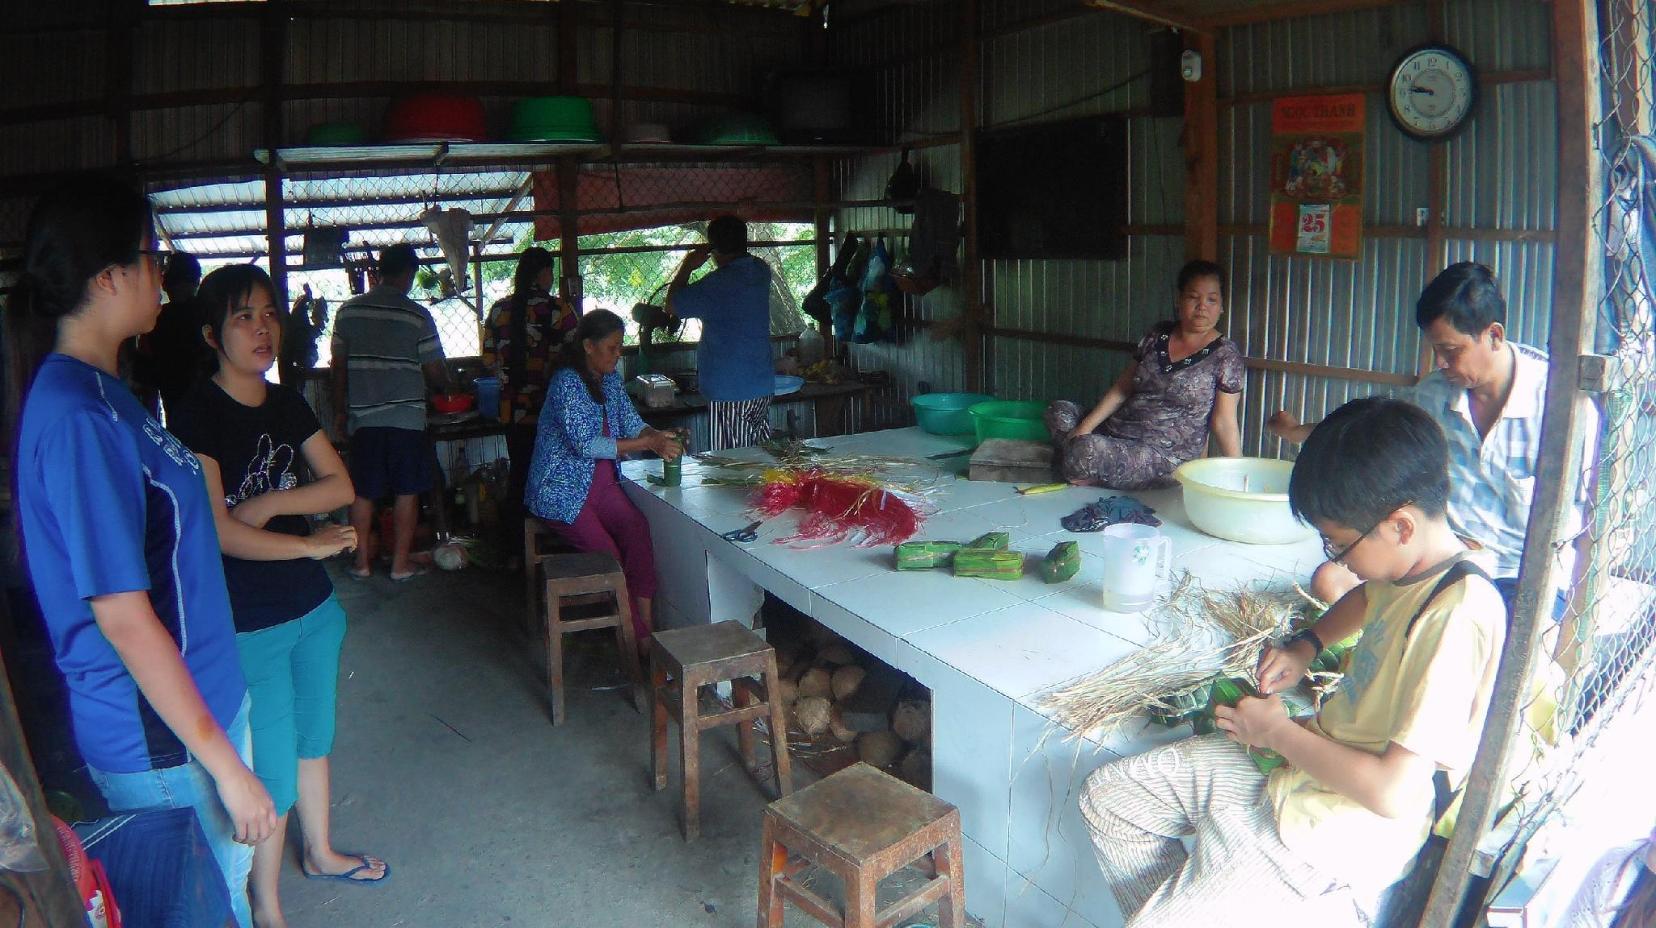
[1098,523,1172,613]
[473,376,502,421]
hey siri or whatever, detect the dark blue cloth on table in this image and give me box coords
[76,807,232,928]
[1060,496,1161,533]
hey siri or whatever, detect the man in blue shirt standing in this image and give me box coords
[667,215,775,451]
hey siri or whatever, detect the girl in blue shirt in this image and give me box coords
[7,176,275,928]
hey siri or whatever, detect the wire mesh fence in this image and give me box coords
[1471,0,1656,907]
[163,161,822,368]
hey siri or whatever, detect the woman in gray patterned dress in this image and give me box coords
[1046,260,1245,489]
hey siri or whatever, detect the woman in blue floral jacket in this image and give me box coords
[527,309,683,647]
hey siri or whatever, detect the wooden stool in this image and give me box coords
[524,518,561,635]
[758,762,965,928]
[542,552,645,726]
[650,621,792,841]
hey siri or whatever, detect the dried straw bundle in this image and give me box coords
[1040,575,1324,739]
[1037,636,1216,739]
[1158,580,1310,681]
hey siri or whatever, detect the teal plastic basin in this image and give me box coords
[911,392,994,436]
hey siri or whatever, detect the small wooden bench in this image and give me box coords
[540,552,644,725]
[758,762,965,928]
[649,621,792,841]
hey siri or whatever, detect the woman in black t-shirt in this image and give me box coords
[171,265,389,927]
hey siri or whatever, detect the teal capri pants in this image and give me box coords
[234,594,348,815]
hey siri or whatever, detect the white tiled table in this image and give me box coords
[620,428,1321,928]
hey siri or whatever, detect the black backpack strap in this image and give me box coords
[1402,558,1493,643]
[1401,557,1495,823]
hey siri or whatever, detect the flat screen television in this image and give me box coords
[975,116,1128,260]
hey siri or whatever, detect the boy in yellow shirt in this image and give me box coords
[1080,397,1506,926]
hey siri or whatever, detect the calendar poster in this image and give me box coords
[1268,94,1365,259]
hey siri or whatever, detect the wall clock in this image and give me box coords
[1387,44,1478,141]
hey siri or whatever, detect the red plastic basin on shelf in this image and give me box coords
[383,94,488,143]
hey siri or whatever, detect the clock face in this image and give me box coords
[1388,45,1477,141]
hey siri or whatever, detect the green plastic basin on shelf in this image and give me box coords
[305,122,367,146]
[911,392,994,436]
[508,96,600,142]
[692,113,780,146]
[968,400,1050,445]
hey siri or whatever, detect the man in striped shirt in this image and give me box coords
[1270,262,1596,615]
[330,244,450,580]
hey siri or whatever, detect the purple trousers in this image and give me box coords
[546,458,657,639]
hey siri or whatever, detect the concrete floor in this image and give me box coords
[279,564,952,928]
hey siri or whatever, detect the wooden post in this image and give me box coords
[813,155,835,358]
[958,0,984,393]
[1419,0,1448,378]
[1420,0,1599,921]
[1182,30,1218,262]
[557,156,582,306]
[557,0,582,306]
[261,0,288,309]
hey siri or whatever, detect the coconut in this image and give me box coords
[774,677,798,708]
[773,640,802,676]
[807,622,842,647]
[899,748,932,788]
[892,700,931,744]
[857,731,904,768]
[797,667,833,700]
[830,665,866,702]
[792,696,832,737]
[817,643,857,666]
[828,706,858,744]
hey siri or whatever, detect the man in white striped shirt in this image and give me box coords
[330,244,450,580]
[1270,262,1596,617]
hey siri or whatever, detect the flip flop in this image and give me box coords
[389,566,429,582]
[302,854,390,886]
[346,566,372,580]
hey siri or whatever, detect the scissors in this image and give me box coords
[721,520,762,544]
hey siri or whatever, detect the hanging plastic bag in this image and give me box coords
[828,237,869,341]
[853,238,897,343]
[803,232,860,332]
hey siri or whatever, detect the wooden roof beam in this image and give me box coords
[1202,0,1406,30]
[1082,1,1209,34]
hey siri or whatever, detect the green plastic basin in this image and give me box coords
[508,96,599,142]
[968,400,1049,445]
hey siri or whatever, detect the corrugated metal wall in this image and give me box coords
[829,0,968,407]
[829,0,1558,456]
[1218,0,1557,455]
[828,0,1181,418]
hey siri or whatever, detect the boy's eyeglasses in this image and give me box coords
[1321,502,1411,564]
[1322,524,1377,564]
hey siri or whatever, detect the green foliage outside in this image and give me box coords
[469,221,816,345]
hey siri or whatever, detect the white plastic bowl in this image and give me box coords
[1172,457,1316,545]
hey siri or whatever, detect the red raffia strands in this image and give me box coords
[749,468,926,548]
